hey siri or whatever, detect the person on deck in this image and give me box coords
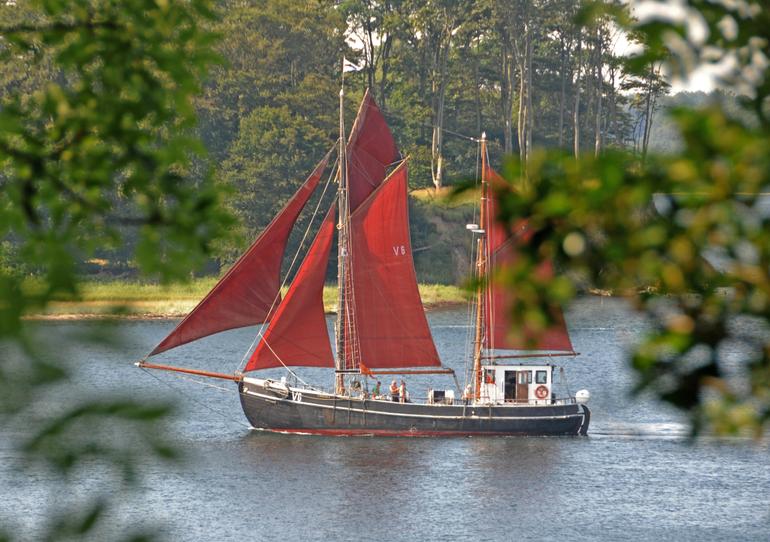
[390,380,399,402]
[462,384,472,402]
[372,380,381,398]
[399,380,407,403]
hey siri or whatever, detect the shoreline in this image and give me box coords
[22,281,614,322]
[24,281,470,321]
[25,299,469,321]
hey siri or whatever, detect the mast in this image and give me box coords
[335,72,349,395]
[472,133,488,400]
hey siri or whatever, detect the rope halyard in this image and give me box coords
[234,151,338,375]
[138,365,251,428]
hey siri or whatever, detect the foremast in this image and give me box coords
[472,132,489,400]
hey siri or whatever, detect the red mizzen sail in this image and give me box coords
[346,162,441,369]
[150,154,330,356]
[245,205,336,371]
[483,163,574,352]
[347,90,400,212]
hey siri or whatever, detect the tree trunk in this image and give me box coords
[642,72,657,162]
[501,33,514,154]
[431,35,450,191]
[525,22,533,163]
[474,56,482,137]
[517,54,526,163]
[379,33,392,110]
[609,62,618,147]
[584,31,595,156]
[573,30,583,159]
[365,17,375,91]
[418,44,428,142]
[558,35,567,149]
[594,27,603,157]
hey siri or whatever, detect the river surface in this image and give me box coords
[2,297,769,541]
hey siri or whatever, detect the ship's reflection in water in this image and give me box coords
[2,298,769,541]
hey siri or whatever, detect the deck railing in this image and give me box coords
[257,378,578,406]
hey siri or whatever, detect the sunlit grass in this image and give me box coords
[410,186,478,207]
[28,279,467,318]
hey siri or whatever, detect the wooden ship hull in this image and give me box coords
[240,378,590,437]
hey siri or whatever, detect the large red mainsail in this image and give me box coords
[346,90,400,212]
[483,163,574,352]
[345,162,442,369]
[150,154,330,356]
[244,205,336,371]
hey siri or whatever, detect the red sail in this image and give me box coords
[245,205,336,371]
[483,163,574,352]
[150,155,330,356]
[346,162,442,369]
[347,90,400,212]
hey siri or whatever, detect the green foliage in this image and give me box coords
[0,0,234,328]
[492,0,770,436]
[207,0,649,261]
[204,0,345,258]
[221,104,333,230]
[410,197,476,283]
[0,0,230,539]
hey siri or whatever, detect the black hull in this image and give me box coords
[239,379,590,437]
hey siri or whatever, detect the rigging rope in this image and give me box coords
[233,152,338,374]
[139,366,251,429]
[380,110,481,143]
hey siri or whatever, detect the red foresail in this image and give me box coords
[347,90,400,212]
[150,154,330,356]
[346,162,441,369]
[483,163,574,352]
[244,205,336,371]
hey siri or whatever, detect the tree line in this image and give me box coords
[1,0,669,276]
[203,0,667,237]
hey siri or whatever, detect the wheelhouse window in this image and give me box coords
[484,368,496,384]
[536,370,548,384]
[517,371,532,384]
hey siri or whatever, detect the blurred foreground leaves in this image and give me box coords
[492,1,770,436]
[0,0,231,539]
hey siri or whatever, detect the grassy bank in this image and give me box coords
[31,279,468,319]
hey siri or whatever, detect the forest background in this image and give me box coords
[0,0,729,286]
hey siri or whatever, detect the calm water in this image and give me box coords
[2,297,769,541]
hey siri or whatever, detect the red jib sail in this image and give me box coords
[483,163,574,352]
[150,154,330,356]
[345,162,442,369]
[347,90,400,212]
[244,205,336,371]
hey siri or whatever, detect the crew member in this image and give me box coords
[389,380,399,402]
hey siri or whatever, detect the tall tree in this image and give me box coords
[408,0,472,191]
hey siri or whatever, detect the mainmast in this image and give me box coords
[334,76,349,395]
[472,133,488,400]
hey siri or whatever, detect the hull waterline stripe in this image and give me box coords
[255,428,568,437]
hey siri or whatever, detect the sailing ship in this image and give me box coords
[137,88,591,437]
